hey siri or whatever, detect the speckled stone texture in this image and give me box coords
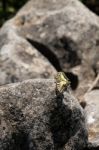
[0,79,88,150]
[0,0,99,101]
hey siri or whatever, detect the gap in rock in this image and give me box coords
[84,145,99,150]
[27,38,79,90]
[60,36,81,67]
[27,38,61,71]
[65,72,79,90]
[10,131,29,150]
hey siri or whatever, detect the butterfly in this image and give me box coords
[55,72,70,93]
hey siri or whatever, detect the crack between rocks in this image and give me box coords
[27,38,61,71]
[26,38,79,90]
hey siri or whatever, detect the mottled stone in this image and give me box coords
[0,79,88,150]
[16,0,99,72]
[84,90,99,147]
[11,0,99,99]
[0,21,56,85]
[0,0,99,100]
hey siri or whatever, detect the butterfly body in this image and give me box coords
[55,72,70,94]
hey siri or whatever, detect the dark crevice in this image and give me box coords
[93,86,99,90]
[60,36,81,67]
[84,142,99,150]
[80,101,86,109]
[10,132,29,150]
[65,72,79,90]
[92,65,98,78]
[27,38,61,71]
[27,38,79,90]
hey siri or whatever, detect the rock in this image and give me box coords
[84,90,99,147]
[0,21,56,86]
[0,79,88,150]
[0,0,99,99]
[10,0,99,98]
[81,0,99,16]
[15,0,99,71]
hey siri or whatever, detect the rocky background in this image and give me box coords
[0,0,99,149]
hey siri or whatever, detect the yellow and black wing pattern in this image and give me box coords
[55,72,70,93]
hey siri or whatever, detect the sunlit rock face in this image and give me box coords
[0,0,99,93]
[84,90,99,146]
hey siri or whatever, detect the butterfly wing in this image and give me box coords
[55,72,70,93]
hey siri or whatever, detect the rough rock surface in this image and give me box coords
[0,21,56,85]
[0,0,99,149]
[16,0,99,99]
[17,0,99,73]
[0,79,88,150]
[84,90,99,147]
[16,0,99,69]
[0,0,99,99]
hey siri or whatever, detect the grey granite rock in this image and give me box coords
[0,21,56,85]
[0,0,99,100]
[84,90,99,148]
[0,79,88,150]
[16,0,99,72]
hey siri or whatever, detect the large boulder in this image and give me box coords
[0,20,56,85]
[0,0,99,100]
[15,0,99,71]
[0,0,99,149]
[0,79,88,150]
[16,0,99,99]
